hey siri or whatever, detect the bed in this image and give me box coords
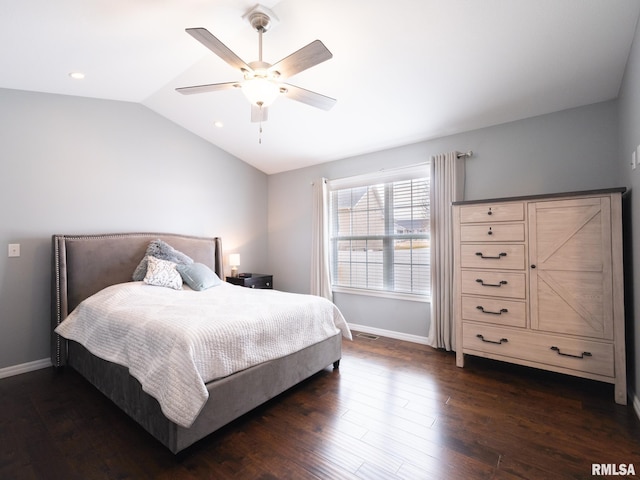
[51,232,348,454]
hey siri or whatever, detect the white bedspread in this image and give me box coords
[55,282,351,427]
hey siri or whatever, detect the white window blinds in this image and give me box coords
[328,165,430,297]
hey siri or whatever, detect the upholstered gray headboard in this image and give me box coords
[51,233,223,367]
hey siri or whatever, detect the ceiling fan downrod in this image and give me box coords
[248,10,271,62]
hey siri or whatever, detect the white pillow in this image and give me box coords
[143,256,183,290]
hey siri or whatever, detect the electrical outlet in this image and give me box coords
[8,244,20,257]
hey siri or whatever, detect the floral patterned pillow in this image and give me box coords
[143,255,183,290]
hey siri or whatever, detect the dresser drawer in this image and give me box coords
[459,203,524,223]
[462,323,614,378]
[460,223,525,242]
[461,270,526,299]
[461,296,526,328]
[460,244,525,270]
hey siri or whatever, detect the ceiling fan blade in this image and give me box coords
[186,27,251,72]
[269,40,333,79]
[282,84,336,111]
[251,104,269,123]
[176,82,240,95]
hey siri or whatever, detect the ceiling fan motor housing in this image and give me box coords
[244,4,279,33]
[250,12,271,32]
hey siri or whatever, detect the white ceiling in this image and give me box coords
[1,0,639,174]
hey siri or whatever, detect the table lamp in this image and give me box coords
[229,253,240,278]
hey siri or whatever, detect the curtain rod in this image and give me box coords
[313,152,472,185]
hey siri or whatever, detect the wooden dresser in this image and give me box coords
[453,188,627,404]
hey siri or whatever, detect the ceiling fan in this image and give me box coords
[176,4,336,123]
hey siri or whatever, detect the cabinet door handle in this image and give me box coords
[476,334,508,345]
[475,279,508,287]
[475,252,507,259]
[476,306,508,315]
[550,346,592,359]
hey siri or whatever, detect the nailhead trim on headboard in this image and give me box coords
[51,233,223,368]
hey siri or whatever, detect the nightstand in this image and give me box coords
[226,273,273,289]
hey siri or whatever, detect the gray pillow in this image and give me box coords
[176,263,222,291]
[132,239,194,281]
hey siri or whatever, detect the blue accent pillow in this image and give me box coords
[176,263,222,291]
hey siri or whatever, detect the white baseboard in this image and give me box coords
[348,323,430,345]
[0,358,51,380]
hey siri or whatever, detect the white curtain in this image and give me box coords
[311,178,333,300]
[428,152,465,350]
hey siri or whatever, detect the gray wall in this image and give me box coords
[618,15,640,402]
[0,88,268,370]
[1,67,631,382]
[267,100,620,339]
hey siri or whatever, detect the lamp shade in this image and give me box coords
[229,253,241,267]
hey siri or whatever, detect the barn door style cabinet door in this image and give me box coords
[453,188,627,404]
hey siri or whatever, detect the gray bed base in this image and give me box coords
[51,233,342,453]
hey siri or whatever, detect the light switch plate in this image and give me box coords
[633,150,637,170]
[8,244,20,257]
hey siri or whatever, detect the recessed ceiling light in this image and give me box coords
[69,72,85,80]
[214,121,224,128]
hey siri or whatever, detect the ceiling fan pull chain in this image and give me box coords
[258,102,264,144]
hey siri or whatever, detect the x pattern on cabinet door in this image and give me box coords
[529,197,613,340]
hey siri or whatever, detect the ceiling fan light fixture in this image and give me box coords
[241,77,280,107]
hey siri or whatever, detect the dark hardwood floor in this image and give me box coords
[1,333,639,479]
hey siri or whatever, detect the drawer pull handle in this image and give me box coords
[475,251,507,260]
[475,279,508,287]
[476,306,508,315]
[487,228,493,235]
[487,208,493,216]
[476,334,508,345]
[550,346,592,359]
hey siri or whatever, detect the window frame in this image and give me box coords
[327,164,430,303]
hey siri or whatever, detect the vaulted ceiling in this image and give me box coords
[2,0,639,174]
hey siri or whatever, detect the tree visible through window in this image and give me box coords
[328,167,430,297]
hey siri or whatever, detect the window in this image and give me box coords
[328,165,430,299]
